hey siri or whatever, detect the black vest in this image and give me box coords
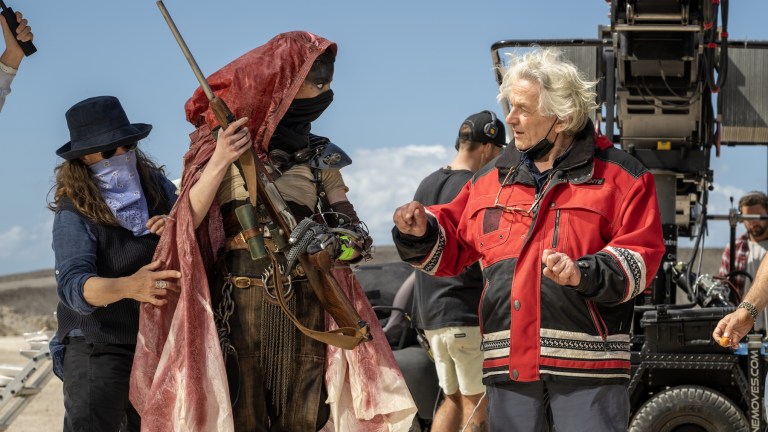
[55,195,168,344]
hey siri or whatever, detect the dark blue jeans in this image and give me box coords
[62,336,140,432]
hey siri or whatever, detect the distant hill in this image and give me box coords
[0,269,54,283]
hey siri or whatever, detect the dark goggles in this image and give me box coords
[101,142,138,160]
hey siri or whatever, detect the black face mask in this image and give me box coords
[270,89,334,154]
[523,119,558,160]
[282,89,334,126]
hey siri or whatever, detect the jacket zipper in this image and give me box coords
[521,173,559,251]
[586,301,609,350]
[551,209,561,248]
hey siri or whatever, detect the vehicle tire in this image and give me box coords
[628,385,749,432]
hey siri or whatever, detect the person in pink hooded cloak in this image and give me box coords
[129,31,416,431]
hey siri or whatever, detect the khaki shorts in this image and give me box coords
[424,326,485,396]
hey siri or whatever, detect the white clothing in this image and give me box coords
[424,326,486,396]
[0,60,17,112]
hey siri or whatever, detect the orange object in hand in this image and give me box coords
[718,336,731,347]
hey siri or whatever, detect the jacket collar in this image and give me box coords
[495,119,602,185]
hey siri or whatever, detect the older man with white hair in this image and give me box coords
[392,47,665,431]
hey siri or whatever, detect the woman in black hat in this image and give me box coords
[47,96,181,432]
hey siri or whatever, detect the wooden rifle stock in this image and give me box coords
[208,98,262,213]
[305,251,364,330]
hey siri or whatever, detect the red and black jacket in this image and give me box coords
[394,120,664,386]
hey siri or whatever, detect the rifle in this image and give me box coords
[156,1,370,350]
[0,1,35,56]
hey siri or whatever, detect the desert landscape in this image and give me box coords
[0,269,62,432]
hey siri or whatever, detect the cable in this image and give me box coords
[432,387,444,422]
[636,76,701,109]
[658,60,701,102]
[460,392,487,432]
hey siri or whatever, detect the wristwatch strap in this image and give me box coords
[738,301,759,322]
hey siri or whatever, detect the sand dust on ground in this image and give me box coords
[0,336,63,432]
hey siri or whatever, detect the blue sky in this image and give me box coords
[0,0,766,275]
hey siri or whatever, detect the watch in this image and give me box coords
[737,301,759,322]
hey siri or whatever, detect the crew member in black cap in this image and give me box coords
[409,110,505,431]
[47,95,181,432]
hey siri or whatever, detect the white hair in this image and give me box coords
[497,47,599,135]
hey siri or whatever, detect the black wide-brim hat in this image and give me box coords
[56,96,152,160]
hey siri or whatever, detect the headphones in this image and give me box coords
[482,110,499,140]
[455,110,502,150]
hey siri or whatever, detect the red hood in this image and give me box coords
[185,31,337,153]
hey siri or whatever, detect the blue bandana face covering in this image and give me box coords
[89,150,150,236]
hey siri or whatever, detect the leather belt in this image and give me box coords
[224,275,267,289]
[223,273,305,305]
[224,272,307,290]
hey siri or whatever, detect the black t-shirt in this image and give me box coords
[412,167,483,329]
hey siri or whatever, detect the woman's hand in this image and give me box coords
[127,260,182,307]
[208,116,252,170]
[146,215,170,235]
[189,116,251,229]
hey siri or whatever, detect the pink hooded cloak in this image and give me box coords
[129,31,416,431]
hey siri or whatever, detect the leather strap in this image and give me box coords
[224,275,266,289]
[241,226,262,242]
[238,149,260,209]
[226,234,249,251]
[269,251,369,350]
[224,233,275,251]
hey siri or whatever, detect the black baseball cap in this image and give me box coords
[457,110,506,147]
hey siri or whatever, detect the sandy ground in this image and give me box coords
[0,336,63,432]
[0,270,61,431]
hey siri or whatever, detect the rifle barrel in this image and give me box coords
[0,1,7,11]
[156,0,215,101]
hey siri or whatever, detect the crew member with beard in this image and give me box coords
[717,191,768,326]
